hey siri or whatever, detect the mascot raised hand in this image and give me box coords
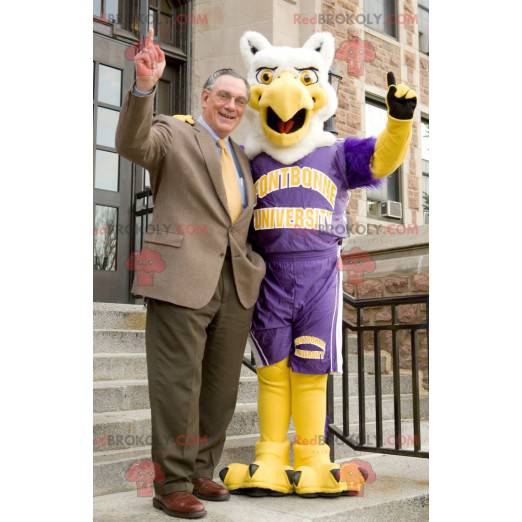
[218,31,417,497]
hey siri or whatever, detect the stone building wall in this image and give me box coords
[319,0,429,227]
[342,227,429,390]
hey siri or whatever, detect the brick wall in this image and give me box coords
[320,0,428,228]
[343,268,429,390]
[341,228,429,390]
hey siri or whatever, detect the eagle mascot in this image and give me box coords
[217,31,417,497]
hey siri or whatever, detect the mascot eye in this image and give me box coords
[299,70,318,86]
[256,69,273,85]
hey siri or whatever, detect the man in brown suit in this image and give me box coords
[116,29,265,519]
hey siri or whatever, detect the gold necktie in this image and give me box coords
[217,138,242,223]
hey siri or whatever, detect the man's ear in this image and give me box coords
[201,89,209,107]
[240,31,272,67]
[302,32,335,70]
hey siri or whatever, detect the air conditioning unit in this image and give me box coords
[380,200,402,219]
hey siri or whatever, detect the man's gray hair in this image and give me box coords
[202,68,250,100]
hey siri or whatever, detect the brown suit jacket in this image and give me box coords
[115,90,266,309]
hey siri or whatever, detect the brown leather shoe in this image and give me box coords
[192,477,231,501]
[152,491,207,519]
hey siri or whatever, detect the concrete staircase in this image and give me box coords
[93,303,429,520]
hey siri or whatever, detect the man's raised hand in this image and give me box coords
[135,28,166,92]
[385,71,417,120]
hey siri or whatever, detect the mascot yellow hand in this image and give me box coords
[172,114,195,125]
[371,72,417,178]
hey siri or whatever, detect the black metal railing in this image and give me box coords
[327,292,429,459]
[241,291,428,459]
[133,187,154,254]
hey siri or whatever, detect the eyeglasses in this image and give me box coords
[212,90,248,108]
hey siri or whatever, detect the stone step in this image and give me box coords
[93,352,389,381]
[93,351,390,382]
[94,329,361,354]
[94,329,146,354]
[95,451,428,520]
[94,303,147,330]
[94,420,429,498]
[94,390,428,451]
[93,363,417,413]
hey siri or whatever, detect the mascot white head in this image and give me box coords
[240,31,338,165]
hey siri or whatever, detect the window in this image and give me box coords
[365,98,401,204]
[421,118,429,223]
[94,205,118,271]
[364,0,397,38]
[93,0,119,23]
[93,62,124,270]
[418,0,429,54]
[148,0,190,52]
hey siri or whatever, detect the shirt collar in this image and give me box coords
[197,116,230,146]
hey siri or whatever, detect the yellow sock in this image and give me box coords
[290,370,328,448]
[257,357,291,444]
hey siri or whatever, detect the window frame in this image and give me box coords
[418,1,429,55]
[364,95,403,218]
[363,0,399,40]
[420,114,429,223]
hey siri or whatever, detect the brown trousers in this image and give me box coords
[145,255,254,495]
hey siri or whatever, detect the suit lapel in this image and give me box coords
[194,122,231,220]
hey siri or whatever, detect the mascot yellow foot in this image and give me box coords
[220,440,294,496]
[292,443,346,497]
[220,358,294,496]
[291,371,347,497]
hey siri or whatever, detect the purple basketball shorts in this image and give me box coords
[250,246,343,375]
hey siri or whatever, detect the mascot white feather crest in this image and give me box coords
[240,31,337,164]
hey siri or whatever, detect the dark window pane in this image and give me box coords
[159,13,172,43]
[421,120,429,212]
[94,205,118,271]
[158,79,171,115]
[96,107,119,148]
[93,0,102,17]
[161,0,173,14]
[95,150,119,191]
[364,0,397,37]
[421,121,429,162]
[418,4,429,54]
[105,0,119,22]
[98,64,122,106]
[135,214,143,255]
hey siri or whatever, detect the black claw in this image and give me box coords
[249,463,260,478]
[358,466,369,482]
[218,467,228,482]
[293,470,302,486]
[285,469,294,484]
[330,468,341,482]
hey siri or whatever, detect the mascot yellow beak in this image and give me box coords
[249,71,327,147]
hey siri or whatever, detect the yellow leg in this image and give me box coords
[220,358,294,495]
[290,370,347,496]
